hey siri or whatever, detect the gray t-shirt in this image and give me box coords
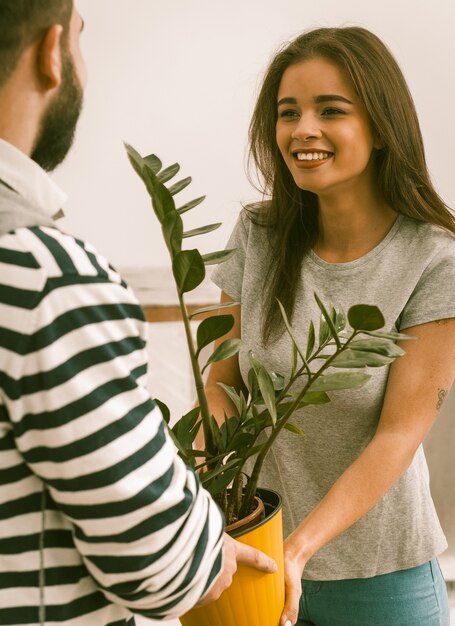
[212,210,455,580]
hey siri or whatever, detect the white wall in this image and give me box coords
[52,0,455,270]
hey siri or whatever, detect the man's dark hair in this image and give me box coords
[0,0,73,87]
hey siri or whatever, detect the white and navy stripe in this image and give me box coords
[0,226,223,625]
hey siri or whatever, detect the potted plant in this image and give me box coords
[125,143,409,626]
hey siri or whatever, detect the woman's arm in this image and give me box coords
[280,317,455,626]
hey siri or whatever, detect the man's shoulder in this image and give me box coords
[0,226,135,316]
[3,225,125,285]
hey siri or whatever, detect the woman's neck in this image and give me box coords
[314,191,398,263]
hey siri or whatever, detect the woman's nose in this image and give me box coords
[291,113,322,141]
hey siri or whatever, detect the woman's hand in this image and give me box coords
[280,536,308,626]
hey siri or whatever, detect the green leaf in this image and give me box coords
[189,300,239,319]
[162,211,183,256]
[202,338,242,373]
[143,153,162,174]
[154,398,170,424]
[238,391,247,421]
[270,371,285,392]
[330,349,395,368]
[319,317,330,346]
[310,371,371,392]
[167,428,191,465]
[219,415,240,448]
[248,351,262,377]
[157,162,180,184]
[301,390,331,404]
[201,456,241,485]
[243,443,268,461]
[306,320,315,359]
[217,383,241,415]
[201,249,236,266]
[335,307,347,332]
[250,403,261,432]
[182,223,222,239]
[172,249,205,293]
[284,422,305,436]
[276,300,309,370]
[196,314,234,354]
[168,176,192,196]
[349,338,406,358]
[203,462,242,495]
[181,407,200,431]
[314,293,341,348]
[124,142,145,178]
[172,407,201,452]
[144,169,176,222]
[207,414,223,451]
[257,367,277,426]
[177,195,206,215]
[277,391,330,417]
[227,432,255,453]
[124,145,174,223]
[348,304,385,331]
[247,367,260,403]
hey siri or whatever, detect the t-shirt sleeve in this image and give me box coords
[398,242,455,330]
[211,210,249,301]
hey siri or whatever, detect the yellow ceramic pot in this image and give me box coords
[179,488,284,626]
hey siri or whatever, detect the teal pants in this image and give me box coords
[297,559,450,625]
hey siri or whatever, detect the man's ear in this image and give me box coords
[37,25,64,90]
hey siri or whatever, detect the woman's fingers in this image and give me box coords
[280,558,303,626]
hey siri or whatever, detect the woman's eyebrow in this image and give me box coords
[314,94,353,104]
[277,94,354,106]
[277,97,297,107]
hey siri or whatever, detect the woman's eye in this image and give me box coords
[321,107,346,116]
[278,109,299,119]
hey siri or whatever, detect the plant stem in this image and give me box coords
[176,289,217,457]
[225,470,244,526]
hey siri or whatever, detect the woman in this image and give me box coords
[207,27,455,625]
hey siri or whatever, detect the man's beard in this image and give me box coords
[31,53,83,172]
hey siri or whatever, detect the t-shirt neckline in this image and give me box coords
[308,214,404,271]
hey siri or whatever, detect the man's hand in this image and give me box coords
[196,533,277,606]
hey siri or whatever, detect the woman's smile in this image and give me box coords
[293,150,333,168]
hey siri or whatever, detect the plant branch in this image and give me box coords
[176,289,217,457]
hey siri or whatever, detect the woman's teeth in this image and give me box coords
[296,152,331,161]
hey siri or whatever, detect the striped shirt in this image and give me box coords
[0,140,224,625]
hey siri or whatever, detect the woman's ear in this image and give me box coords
[37,24,64,90]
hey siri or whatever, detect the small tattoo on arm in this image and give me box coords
[436,389,448,411]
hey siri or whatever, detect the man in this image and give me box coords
[0,2,276,624]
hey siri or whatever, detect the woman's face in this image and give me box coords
[275,56,381,198]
